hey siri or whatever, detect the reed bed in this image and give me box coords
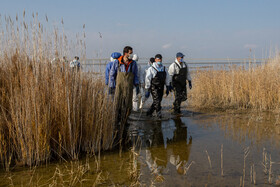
[189,56,280,111]
[0,13,116,168]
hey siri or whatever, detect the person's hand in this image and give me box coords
[109,87,115,95]
[145,90,150,99]
[166,86,170,96]
[188,81,192,89]
[136,85,140,95]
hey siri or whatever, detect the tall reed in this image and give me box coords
[189,56,280,111]
[0,13,115,168]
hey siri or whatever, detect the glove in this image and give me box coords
[166,86,170,96]
[136,85,140,95]
[145,90,150,99]
[108,87,115,95]
[188,81,192,89]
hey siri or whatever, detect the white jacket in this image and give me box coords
[137,63,144,85]
[168,59,191,81]
[142,61,153,85]
[145,63,170,89]
[69,59,81,68]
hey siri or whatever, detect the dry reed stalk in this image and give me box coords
[263,148,268,175]
[221,144,224,177]
[250,164,256,185]
[0,13,116,168]
[242,147,250,187]
[268,155,274,185]
[128,146,141,186]
[189,56,280,111]
[253,164,256,185]
[184,161,195,175]
[205,150,212,170]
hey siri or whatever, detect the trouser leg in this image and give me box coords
[147,86,158,116]
[132,86,139,111]
[173,91,182,112]
[173,83,186,112]
[154,87,164,112]
[140,87,147,109]
[147,103,155,116]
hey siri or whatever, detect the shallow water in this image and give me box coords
[1,105,280,186]
[82,58,263,73]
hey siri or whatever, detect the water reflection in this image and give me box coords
[190,111,280,147]
[129,117,192,175]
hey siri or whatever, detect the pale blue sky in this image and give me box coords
[1,0,280,58]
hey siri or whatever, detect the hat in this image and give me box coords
[149,57,155,63]
[176,52,184,58]
[155,54,162,59]
[111,52,121,59]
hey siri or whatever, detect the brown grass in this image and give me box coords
[0,13,116,168]
[189,56,280,111]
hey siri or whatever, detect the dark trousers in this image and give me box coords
[148,85,164,114]
[173,83,187,112]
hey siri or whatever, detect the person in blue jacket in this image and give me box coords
[105,52,121,86]
[109,46,139,142]
[109,46,139,94]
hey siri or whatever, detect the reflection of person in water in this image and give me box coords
[148,121,168,169]
[145,118,192,175]
[167,118,192,175]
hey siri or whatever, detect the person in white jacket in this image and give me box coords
[168,52,192,114]
[139,57,155,109]
[144,54,171,118]
[132,54,143,111]
[69,56,81,71]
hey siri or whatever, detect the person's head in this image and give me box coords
[176,52,184,63]
[123,46,133,60]
[149,57,155,66]
[110,52,121,62]
[155,54,162,66]
[74,56,79,60]
[132,54,139,62]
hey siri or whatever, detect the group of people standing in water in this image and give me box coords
[105,46,192,120]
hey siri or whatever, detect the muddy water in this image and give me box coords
[1,107,280,186]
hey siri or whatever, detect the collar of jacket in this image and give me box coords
[152,63,165,72]
[175,59,185,67]
[118,56,133,72]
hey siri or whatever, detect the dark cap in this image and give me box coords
[176,52,184,58]
[155,54,162,59]
[149,57,155,63]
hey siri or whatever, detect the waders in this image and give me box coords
[147,66,166,117]
[113,63,134,148]
[172,62,188,113]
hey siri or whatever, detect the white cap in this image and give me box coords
[132,54,139,61]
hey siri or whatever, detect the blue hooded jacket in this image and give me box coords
[109,56,139,88]
[105,61,114,85]
[105,52,121,85]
